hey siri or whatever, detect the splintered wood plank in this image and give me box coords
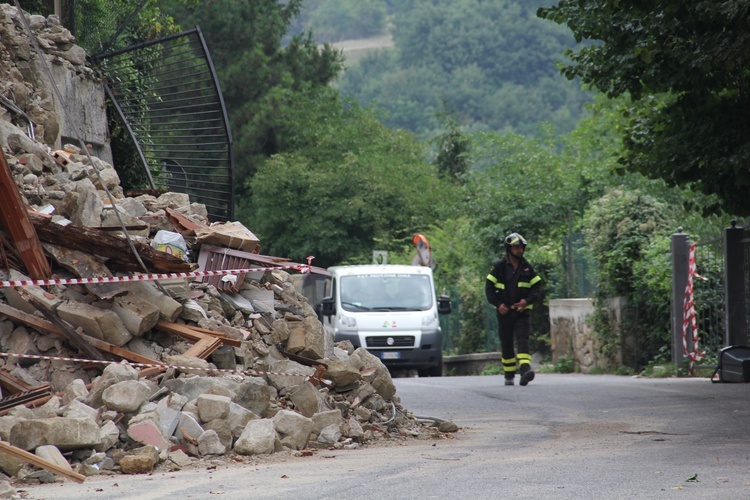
[184,337,222,359]
[155,322,241,347]
[0,153,51,279]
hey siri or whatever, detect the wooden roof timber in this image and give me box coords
[0,153,51,279]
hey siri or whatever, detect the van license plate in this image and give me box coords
[381,352,401,360]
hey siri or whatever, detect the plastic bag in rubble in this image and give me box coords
[152,230,189,261]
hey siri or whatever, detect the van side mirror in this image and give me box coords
[321,296,335,317]
[437,294,451,315]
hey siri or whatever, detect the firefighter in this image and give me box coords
[485,233,542,386]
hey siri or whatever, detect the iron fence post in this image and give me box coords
[724,222,746,346]
[671,230,690,365]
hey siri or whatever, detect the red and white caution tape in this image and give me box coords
[0,263,311,288]
[0,351,330,385]
[682,243,706,374]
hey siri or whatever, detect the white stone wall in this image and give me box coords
[549,298,619,373]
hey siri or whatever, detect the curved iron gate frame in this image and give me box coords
[93,27,234,221]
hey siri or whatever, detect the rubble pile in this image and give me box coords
[0,3,455,490]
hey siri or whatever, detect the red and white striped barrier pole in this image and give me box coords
[682,243,706,374]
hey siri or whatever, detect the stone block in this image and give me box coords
[57,301,132,346]
[96,420,120,452]
[196,394,231,423]
[204,419,232,449]
[102,380,151,413]
[112,292,161,336]
[0,269,60,314]
[119,454,156,474]
[126,281,183,322]
[288,382,320,418]
[86,362,139,408]
[317,424,342,445]
[272,410,314,450]
[174,412,203,443]
[311,409,344,435]
[62,399,97,421]
[0,450,24,477]
[233,419,276,456]
[9,417,101,451]
[197,430,226,456]
[227,402,258,437]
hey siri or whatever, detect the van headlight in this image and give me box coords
[422,312,438,328]
[340,315,357,328]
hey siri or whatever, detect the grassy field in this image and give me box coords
[329,34,394,67]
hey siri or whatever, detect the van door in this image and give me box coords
[321,276,337,334]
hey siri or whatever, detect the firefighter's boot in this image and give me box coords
[504,375,515,386]
[519,364,535,386]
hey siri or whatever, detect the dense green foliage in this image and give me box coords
[538,1,750,216]
[336,0,592,137]
[247,89,454,268]
[26,0,180,55]
[159,0,345,201]
[583,189,675,364]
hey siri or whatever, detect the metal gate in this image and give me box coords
[672,223,749,366]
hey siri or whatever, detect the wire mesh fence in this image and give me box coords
[92,28,234,221]
[692,236,726,365]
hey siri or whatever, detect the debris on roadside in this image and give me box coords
[0,3,458,492]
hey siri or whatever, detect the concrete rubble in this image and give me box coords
[0,3,456,492]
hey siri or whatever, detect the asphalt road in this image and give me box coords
[21,374,750,499]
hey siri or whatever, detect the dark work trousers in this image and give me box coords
[497,311,532,377]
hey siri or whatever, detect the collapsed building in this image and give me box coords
[0,3,455,490]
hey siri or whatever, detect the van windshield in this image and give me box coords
[340,273,433,312]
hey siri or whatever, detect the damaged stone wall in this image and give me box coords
[0,4,456,492]
[0,3,110,162]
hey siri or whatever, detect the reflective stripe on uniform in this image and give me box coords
[517,353,531,366]
[502,357,516,369]
[518,276,542,288]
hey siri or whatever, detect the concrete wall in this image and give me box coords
[443,352,502,376]
[549,298,614,373]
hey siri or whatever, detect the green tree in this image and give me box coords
[338,0,592,137]
[432,109,470,185]
[583,188,676,366]
[248,91,453,267]
[160,0,345,200]
[538,1,750,216]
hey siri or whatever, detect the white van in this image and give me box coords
[320,264,451,377]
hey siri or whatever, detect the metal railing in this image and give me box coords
[693,236,726,362]
[92,28,234,221]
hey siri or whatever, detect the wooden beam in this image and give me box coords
[0,303,57,335]
[28,212,195,274]
[155,322,241,348]
[0,152,51,279]
[0,440,85,483]
[184,337,221,359]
